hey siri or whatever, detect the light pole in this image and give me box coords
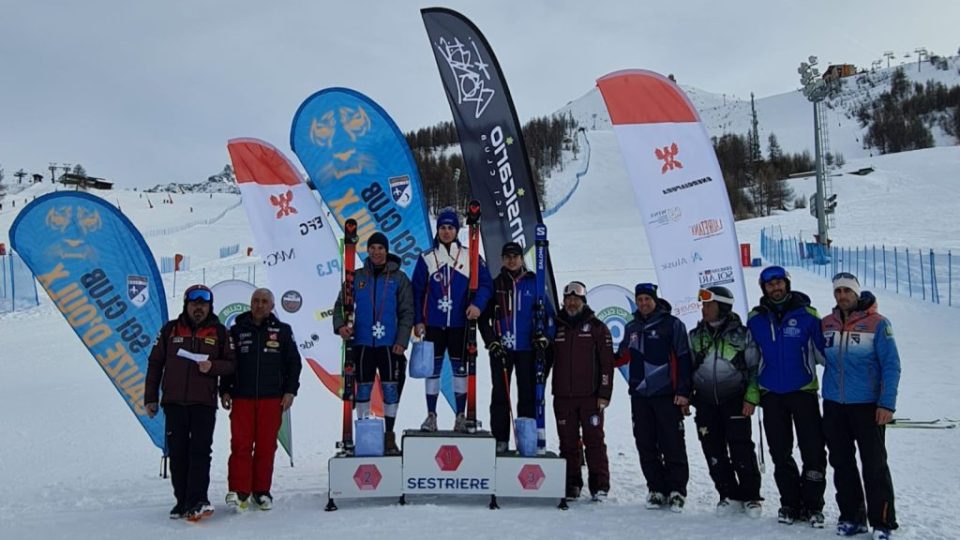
[798,56,830,249]
[914,47,927,72]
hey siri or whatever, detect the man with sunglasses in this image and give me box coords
[747,265,827,528]
[479,241,554,454]
[412,207,493,432]
[617,282,693,513]
[145,284,235,521]
[547,280,614,501]
[689,286,763,518]
[821,273,900,540]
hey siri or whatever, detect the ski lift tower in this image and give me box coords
[798,56,831,251]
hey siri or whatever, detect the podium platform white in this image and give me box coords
[326,429,567,510]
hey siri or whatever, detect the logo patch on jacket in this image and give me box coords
[358,279,366,289]
[172,337,184,344]
[850,333,861,344]
[269,333,278,340]
[266,340,280,348]
[581,323,591,333]
[204,338,217,345]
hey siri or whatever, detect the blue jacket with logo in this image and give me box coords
[616,299,693,398]
[479,268,555,352]
[412,241,493,329]
[333,253,414,348]
[747,291,825,395]
[821,292,901,411]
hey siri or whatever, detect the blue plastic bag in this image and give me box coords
[409,340,434,379]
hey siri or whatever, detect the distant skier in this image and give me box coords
[689,286,763,518]
[617,283,692,513]
[411,207,492,432]
[821,272,900,539]
[144,284,235,521]
[747,266,827,528]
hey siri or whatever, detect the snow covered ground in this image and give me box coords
[2,137,959,538]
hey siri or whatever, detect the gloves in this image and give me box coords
[488,340,506,359]
[533,333,549,351]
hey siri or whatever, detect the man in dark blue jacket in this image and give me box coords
[821,272,900,539]
[479,241,554,454]
[411,207,492,432]
[747,265,827,528]
[616,282,692,513]
[221,288,301,511]
[334,232,414,453]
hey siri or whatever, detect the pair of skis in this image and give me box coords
[338,219,359,454]
[889,418,957,429]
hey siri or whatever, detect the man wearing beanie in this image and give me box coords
[689,286,763,518]
[411,207,493,432]
[479,242,554,454]
[616,282,692,513]
[145,284,235,521]
[548,280,614,501]
[747,265,827,527]
[821,272,900,539]
[334,231,413,454]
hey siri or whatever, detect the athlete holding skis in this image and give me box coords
[334,231,414,454]
[479,241,553,453]
[412,207,492,432]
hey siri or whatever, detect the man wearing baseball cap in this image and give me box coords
[617,282,693,513]
[479,242,554,454]
[821,273,900,539]
[747,265,827,528]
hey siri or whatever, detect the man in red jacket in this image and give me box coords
[547,281,615,501]
[145,284,235,522]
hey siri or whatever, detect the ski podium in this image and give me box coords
[327,204,566,511]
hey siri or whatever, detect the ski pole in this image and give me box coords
[758,407,766,474]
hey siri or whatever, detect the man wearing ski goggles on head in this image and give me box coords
[820,272,900,539]
[547,280,614,502]
[689,286,763,519]
[747,265,827,528]
[145,284,235,522]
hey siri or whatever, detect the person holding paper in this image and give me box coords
[144,284,235,522]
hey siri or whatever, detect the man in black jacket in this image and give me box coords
[220,288,302,512]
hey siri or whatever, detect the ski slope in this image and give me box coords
[2,140,959,539]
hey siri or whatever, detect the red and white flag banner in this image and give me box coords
[597,70,748,327]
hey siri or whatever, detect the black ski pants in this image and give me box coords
[554,396,609,495]
[693,396,762,502]
[823,400,898,530]
[760,390,826,513]
[490,349,537,443]
[163,403,216,508]
[631,394,689,497]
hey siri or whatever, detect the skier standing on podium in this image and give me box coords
[479,241,554,454]
[334,232,414,454]
[412,207,493,432]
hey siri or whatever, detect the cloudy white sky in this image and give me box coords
[2,0,957,187]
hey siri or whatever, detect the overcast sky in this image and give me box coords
[2,0,957,188]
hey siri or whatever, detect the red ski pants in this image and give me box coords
[228,397,282,494]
